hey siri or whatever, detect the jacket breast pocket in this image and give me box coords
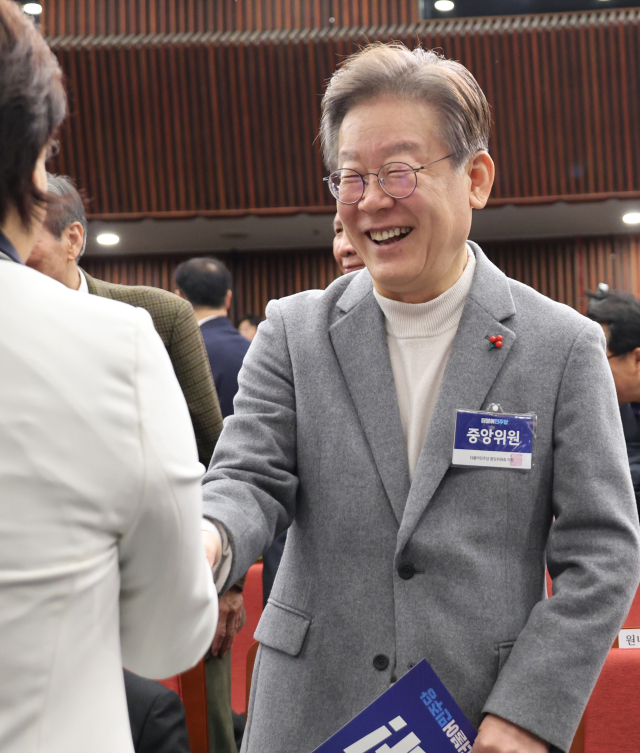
[496,640,516,675]
[254,598,312,657]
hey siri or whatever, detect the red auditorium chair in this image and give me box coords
[158,660,209,753]
[156,561,265,752]
[579,584,640,753]
[559,578,640,753]
[231,561,264,715]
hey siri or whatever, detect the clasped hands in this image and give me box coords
[202,529,245,658]
[202,529,222,569]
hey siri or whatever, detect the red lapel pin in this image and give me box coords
[486,334,503,350]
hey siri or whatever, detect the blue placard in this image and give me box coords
[313,659,476,753]
[452,410,536,470]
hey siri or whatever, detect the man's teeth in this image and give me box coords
[370,227,410,242]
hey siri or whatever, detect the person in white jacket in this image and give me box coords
[0,3,217,751]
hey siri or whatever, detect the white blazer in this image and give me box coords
[0,261,217,753]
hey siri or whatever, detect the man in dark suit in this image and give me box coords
[175,258,250,419]
[124,671,191,753]
[28,175,245,753]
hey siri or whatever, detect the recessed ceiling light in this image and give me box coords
[23,3,43,14]
[434,0,455,11]
[96,233,120,245]
[623,213,640,225]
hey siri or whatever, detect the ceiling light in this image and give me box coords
[434,1,454,11]
[96,233,120,245]
[23,3,43,14]
[623,213,640,225]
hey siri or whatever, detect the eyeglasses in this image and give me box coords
[323,155,453,205]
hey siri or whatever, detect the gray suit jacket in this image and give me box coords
[202,243,640,753]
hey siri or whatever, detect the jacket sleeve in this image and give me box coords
[483,320,640,752]
[168,302,223,468]
[202,299,298,591]
[119,308,218,679]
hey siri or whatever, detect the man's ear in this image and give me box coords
[225,289,233,311]
[65,222,85,262]
[468,151,495,210]
[632,347,640,374]
[174,288,184,299]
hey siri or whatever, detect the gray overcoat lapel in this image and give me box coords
[397,244,517,552]
[329,271,411,524]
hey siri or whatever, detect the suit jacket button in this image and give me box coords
[398,563,416,580]
[373,654,389,671]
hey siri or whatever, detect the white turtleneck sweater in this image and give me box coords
[373,247,476,480]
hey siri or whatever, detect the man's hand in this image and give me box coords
[202,529,222,569]
[473,715,549,753]
[211,586,246,658]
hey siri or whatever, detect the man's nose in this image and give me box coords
[358,177,395,213]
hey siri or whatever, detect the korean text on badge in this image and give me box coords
[452,410,536,471]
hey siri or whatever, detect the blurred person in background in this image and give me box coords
[238,314,261,342]
[28,176,242,753]
[0,3,217,751]
[200,42,640,753]
[332,211,365,274]
[175,257,250,420]
[587,288,640,514]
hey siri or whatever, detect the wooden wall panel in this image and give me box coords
[44,0,419,36]
[483,235,640,314]
[82,249,340,323]
[50,10,640,219]
[81,234,640,318]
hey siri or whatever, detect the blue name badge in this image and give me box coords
[452,410,536,470]
[312,659,476,753]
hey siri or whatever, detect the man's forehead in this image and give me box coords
[339,140,425,165]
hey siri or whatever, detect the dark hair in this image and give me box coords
[239,314,262,327]
[175,257,232,309]
[0,1,66,227]
[587,290,640,356]
[45,173,88,256]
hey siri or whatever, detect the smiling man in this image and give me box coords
[201,43,640,753]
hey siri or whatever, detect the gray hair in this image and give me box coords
[45,173,88,257]
[320,42,491,172]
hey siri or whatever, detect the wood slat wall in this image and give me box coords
[81,234,640,319]
[83,248,340,324]
[44,0,419,36]
[49,10,640,219]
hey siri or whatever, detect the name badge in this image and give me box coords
[452,410,536,470]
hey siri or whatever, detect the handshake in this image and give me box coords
[202,529,246,659]
[202,529,222,569]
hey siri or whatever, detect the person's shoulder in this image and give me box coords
[507,277,596,338]
[269,271,366,320]
[6,263,145,325]
[124,669,179,708]
[83,272,189,317]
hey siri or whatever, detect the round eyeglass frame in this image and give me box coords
[323,155,453,205]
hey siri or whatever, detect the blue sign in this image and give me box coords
[452,410,536,470]
[312,659,477,753]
